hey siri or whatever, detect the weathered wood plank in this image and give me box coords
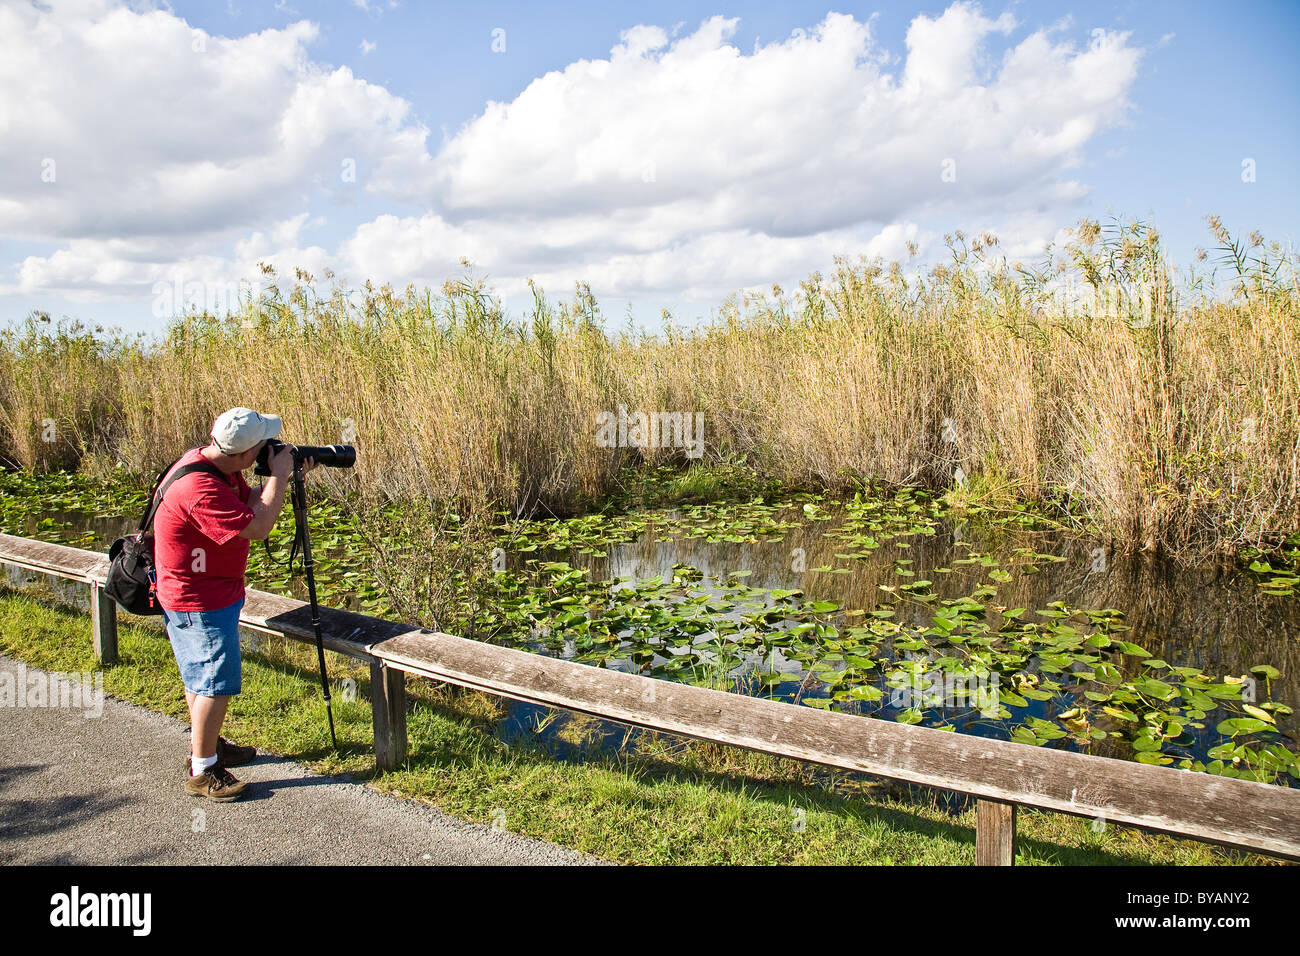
[0,533,109,584]
[976,800,1016,865]
[372,629,1300,861]
[0,535,380,658]
[89,583,118,665]
[239,589,391,661]
[370,660,407,773]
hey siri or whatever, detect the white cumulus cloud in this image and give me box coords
[2,1,1143,314]
[0,0,431,244]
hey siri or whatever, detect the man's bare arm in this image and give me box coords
[239,476,289,540]
[238,444,295,540]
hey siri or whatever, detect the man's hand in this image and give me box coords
[276,443,319,477]
[270,442,294,479]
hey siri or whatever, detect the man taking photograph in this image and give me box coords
[153,407,315,801]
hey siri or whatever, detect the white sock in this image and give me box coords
[192,753,218,776]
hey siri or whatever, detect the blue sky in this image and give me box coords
[1,0,1296,334]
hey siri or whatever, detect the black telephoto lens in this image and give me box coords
[294,445,357,469]
[252,439,356,475]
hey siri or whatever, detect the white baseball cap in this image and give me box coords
[211,407,282,454]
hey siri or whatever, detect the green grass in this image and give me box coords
[0,584,1286,866]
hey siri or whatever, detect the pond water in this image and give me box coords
[561,508,1297,762]
[4,480,1297,787]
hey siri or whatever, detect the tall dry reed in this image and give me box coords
[2,220,1296,559]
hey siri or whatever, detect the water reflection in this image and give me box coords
[538,508,1299,773]
[559,514,1298,708]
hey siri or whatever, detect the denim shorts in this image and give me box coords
[162,598,244,697]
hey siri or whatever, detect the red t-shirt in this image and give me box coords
[153,447,256,612]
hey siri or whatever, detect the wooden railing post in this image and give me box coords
[370,660,407,772]
[89,583,118,665]
[975,799,1016,865]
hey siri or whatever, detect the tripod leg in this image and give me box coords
[293,469,338,751]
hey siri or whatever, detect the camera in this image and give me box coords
[254,438,356,476]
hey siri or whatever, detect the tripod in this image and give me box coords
[289,464,338,750]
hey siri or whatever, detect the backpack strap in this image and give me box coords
[136,456,184,533]
[137,454,229,533]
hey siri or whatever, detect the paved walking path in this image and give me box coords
[0,654,606,865]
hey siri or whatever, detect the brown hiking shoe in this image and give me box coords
[186,763,249,802]
[181,737,256,776]
[217,736,256,766]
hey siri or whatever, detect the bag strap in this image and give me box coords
[137,454,228,533]
[136,456,184,533]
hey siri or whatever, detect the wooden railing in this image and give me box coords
[2,531,1298,864]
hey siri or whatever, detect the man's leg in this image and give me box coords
[167,599,248,788]
[184,686,247,799]
[189,693,229,761]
